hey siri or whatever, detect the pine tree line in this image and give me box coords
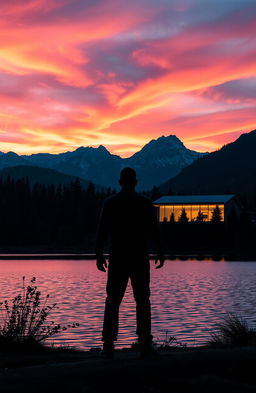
[0,176,114,250]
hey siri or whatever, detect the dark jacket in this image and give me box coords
[96,189,163,260]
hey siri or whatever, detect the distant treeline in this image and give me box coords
[0,177,255,255]
[0,176,115,250]
[160,218,254,255]
[0,176,158,251]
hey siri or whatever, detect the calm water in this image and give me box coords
[1,259,256,349]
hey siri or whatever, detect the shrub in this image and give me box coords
[209,313,256,347]
[0,277,78,350]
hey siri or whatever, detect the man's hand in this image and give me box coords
[155,255,165,269]
[96,255,108,272]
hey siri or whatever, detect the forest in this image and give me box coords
[0,176,114,251]
[0,177,254,257]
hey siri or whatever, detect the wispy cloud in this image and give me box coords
[0,0,255,156]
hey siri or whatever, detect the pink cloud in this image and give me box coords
[0,0,255,156]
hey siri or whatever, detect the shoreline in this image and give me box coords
[0,252,256,261]
[1,346,256,392]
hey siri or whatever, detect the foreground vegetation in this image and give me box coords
[208,314,256,348]
[0,277,78,352]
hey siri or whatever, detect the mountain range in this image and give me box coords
[0,135,205,190]
[160,129,256,198]
[2,130,255,195]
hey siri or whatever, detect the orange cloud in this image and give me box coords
[0,0,255,157]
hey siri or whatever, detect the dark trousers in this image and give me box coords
[102,259,152,343]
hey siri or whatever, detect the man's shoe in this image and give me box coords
[101,342,115,359]
[140,343,158,358]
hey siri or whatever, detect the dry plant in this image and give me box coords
[0,277,78,350]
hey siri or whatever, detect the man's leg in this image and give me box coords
[102,263,129,343]
[130,261,152,345]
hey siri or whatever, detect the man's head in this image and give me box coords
[119,167,137,189]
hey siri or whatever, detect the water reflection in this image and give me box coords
[0,259,256,349]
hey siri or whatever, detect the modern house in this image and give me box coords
[153,195,240,223]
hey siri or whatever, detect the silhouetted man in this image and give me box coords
[96,167,165,358]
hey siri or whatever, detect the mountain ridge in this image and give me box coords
[0,134,205,190]
[159,129,256,198]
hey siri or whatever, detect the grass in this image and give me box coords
[209,313,256,347]
[156,331,187,350]
[128,331,187,352]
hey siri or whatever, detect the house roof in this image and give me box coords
[153,195,235,205]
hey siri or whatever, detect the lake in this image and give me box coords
[0,258,256,350]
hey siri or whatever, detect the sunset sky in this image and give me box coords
[0,0,255,157]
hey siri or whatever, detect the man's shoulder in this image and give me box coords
[102,193,120,207]
[103,191,152,208]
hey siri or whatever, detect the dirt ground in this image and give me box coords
[1,346,256,393]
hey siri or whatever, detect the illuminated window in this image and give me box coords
[165,206,174,221]
[173,205,182,221]
[191,205,200,221]
[183,205,192,221]
[158,205,174,221]
[159,206,165,221]
[155,203,225,222]
[209,204,224,221]
[219,205,224,221]
[199,205,209,221]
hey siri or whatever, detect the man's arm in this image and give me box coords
[148,202,165,269]
[95,201,109,272]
